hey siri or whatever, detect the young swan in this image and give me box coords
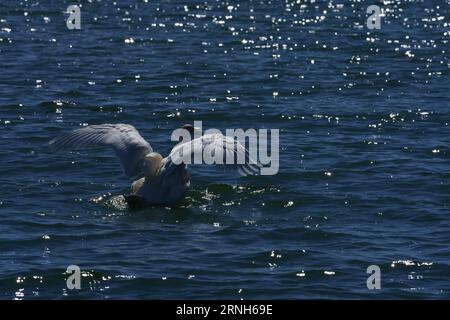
[131,152,163,194]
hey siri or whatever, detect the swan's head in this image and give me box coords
[143,152,164,179]
[178,124,201,143]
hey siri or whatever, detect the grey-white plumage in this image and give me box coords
[49,123,260,208]
[168,133,261,176]
[49,124,152,177]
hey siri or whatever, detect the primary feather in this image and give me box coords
[49,124,152,177]
[166,133,261,176]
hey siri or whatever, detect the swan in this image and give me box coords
[49,124,260,208]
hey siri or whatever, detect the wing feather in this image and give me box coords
[49,124,153,177]
[165,133,262,176]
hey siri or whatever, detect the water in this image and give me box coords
[0,0,449,299]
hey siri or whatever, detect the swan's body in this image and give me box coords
[49,124,259,208]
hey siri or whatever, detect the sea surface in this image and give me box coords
[0,0,449,299]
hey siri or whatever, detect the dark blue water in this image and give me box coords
[1,0,449,299]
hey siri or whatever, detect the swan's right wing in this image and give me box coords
[165,133,262,176]
[49,124,152,177]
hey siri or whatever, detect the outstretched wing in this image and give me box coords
[165,133,261,176]
[49,124,152,177]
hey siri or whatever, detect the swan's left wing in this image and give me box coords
[49,124,152,177]
[165,133,261,176]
